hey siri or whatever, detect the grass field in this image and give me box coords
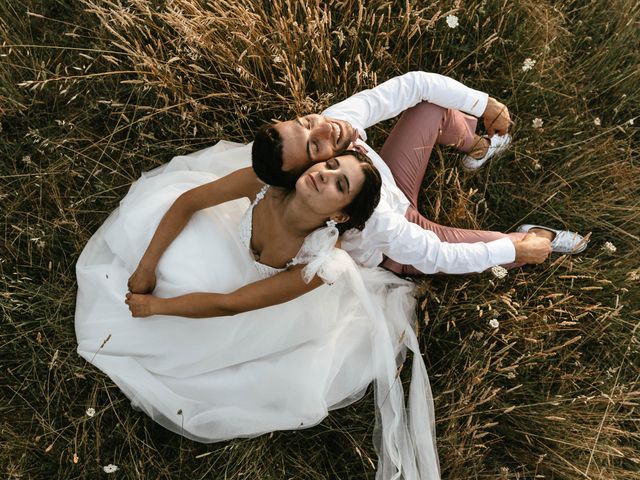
[1,0,639,478]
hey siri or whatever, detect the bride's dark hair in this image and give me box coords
[333,149,381,234]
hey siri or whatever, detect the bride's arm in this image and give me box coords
[125,265,324,318]
[128,167,262,293]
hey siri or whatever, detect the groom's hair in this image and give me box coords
[252,124,299,189]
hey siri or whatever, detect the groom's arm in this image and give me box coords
[364,212,516,274]
[322,71,508,139]
[343,210,550,274]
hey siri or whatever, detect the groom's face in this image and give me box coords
[274,114,357,173]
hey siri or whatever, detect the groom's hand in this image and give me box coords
[483,97,511,137]
[513,233,552,264]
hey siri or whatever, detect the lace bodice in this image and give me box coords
[238,185,351,283]
[238,185,288,278]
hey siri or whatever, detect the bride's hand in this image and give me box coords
[125,292,156,318]
[128,265,156,294]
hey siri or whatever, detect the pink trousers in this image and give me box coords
[379,102,524,275]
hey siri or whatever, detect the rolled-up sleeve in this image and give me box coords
[322,71,488,140]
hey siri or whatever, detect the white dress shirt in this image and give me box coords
[322,72,516,274]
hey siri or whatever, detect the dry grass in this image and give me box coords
[1,0,639,478]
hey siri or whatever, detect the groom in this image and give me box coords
[251,71,586,275]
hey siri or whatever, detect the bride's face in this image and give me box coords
[295,154,366,219]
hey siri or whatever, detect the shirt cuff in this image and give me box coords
[487,237,516,266]
[462,89,489,118]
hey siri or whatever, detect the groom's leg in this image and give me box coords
[380,102,478,208]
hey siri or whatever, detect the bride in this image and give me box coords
[75,142,440,479]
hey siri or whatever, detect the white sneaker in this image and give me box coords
[517,224,589,254]
[462,134,512,171]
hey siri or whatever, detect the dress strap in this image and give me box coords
[251,184,269,207]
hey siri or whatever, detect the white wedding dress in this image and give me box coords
[75,141,440,479]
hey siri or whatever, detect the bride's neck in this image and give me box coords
[277,191,326,237]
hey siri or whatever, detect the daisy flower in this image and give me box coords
[522,58,536,71]
[445,15,459,28]
[103,464,119,474]
[491,265,508,279]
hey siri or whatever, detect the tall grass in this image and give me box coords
[1,0,638,478]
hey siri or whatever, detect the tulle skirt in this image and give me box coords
[75,141,440,479]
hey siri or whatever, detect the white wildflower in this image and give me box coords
[85,407,95,418]
[272,55,283,64]
[445,15,459,29]
[532,117,544,129]
[22,155,33,165]
[628,118,634,125]
[103,464,119,474]
[522,58,536,71]
[601,241,616,254]
[507,372,516,379]
[491,265,508,279]
[489,318,500,329]
[593,117,601,126]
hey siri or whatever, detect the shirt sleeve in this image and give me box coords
[362,210,516,274]
[322,71,489,140]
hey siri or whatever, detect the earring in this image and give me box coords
[326,219,338,228]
